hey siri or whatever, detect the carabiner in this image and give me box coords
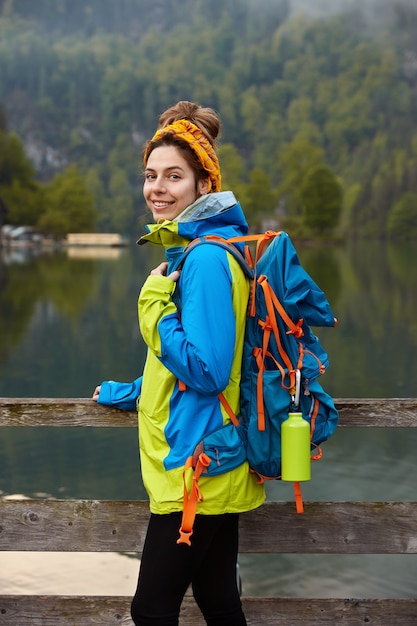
[291,369,301,409]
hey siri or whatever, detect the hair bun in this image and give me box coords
[158,101,221,145]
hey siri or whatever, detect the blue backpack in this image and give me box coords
[176,231,339,545]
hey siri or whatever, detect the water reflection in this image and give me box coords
[1,240,416,398]
[1,244,155,396]
[0,427,146,501]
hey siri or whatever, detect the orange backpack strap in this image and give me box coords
[265,278,304,339]
[293,481,304,514]
[227,231,281,317]
[177,393,241,545]
[177,452,211,546]
[227,230,281,264]
[310,397,323,461]
[218,392,240,427]
[257,275,297,390]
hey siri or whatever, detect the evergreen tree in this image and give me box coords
[300,165,343,236]
[277,140,325,216]
[0,131,35,187]
[387,192,417,240]
[218,143,248,207]
[0,103,6,131]
[0,128,43,225]
[39,164,97,237]
[244,168,278,228]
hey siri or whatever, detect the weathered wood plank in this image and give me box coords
[239,501,417,554]
[1,499,417,554]
[0,398,134,427]
[335,397,417,427]
[1,596,417,626]
[0,595,134,626]
[1,397,416,427]
[0,499,149,552]
[244,597,417,626]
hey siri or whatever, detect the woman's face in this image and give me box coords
[144,145,208,222]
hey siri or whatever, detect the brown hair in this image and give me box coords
[158,101,221,146]
[144,101,222,190]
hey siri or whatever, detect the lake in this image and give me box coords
[0,238,416,599]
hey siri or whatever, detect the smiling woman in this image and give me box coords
[92,100,265,626]
[142,103,222,223]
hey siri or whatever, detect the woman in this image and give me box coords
[92,101,265,626]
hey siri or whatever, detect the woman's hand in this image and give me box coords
[92,385,101,402]
[151,262,180,282]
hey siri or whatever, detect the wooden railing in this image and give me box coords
[1,398,417,625]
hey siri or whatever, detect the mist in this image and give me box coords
[290,0,414,16]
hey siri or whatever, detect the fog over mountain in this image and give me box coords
[1,0,416,40]
[291,0,414,16]
[287,0,417,40]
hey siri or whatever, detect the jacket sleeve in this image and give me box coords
[138,245,236,395]
[98,377,142,410]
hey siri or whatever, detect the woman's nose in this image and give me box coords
[153,176,166,193]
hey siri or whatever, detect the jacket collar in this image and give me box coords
[137,192,248,249]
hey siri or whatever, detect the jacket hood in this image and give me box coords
[137,191,248,248]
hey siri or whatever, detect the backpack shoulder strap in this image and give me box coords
[180,235,253,279]
[228,230,283,317]
[227,230,282,266]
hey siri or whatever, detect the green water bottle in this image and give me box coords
[281,411,311,482]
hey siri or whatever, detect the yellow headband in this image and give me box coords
[144,119,221,192]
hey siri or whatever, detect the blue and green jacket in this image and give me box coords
[98,192,265,515]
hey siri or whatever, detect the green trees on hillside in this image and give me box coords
[276,139,325,215]
[387,193,417,240]
[300,165,343,236]
[0,1,416,238]
[0,124,44,226]
[0,110,96,236]
[39,165,96,238]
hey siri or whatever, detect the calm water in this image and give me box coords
[0,239,416,599]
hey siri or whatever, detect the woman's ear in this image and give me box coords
[198,178,209,196]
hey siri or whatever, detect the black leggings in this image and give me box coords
[130,512,246,626]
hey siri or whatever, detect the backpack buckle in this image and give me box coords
[177,527,193,546]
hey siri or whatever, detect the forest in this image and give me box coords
[0,0,417,238]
